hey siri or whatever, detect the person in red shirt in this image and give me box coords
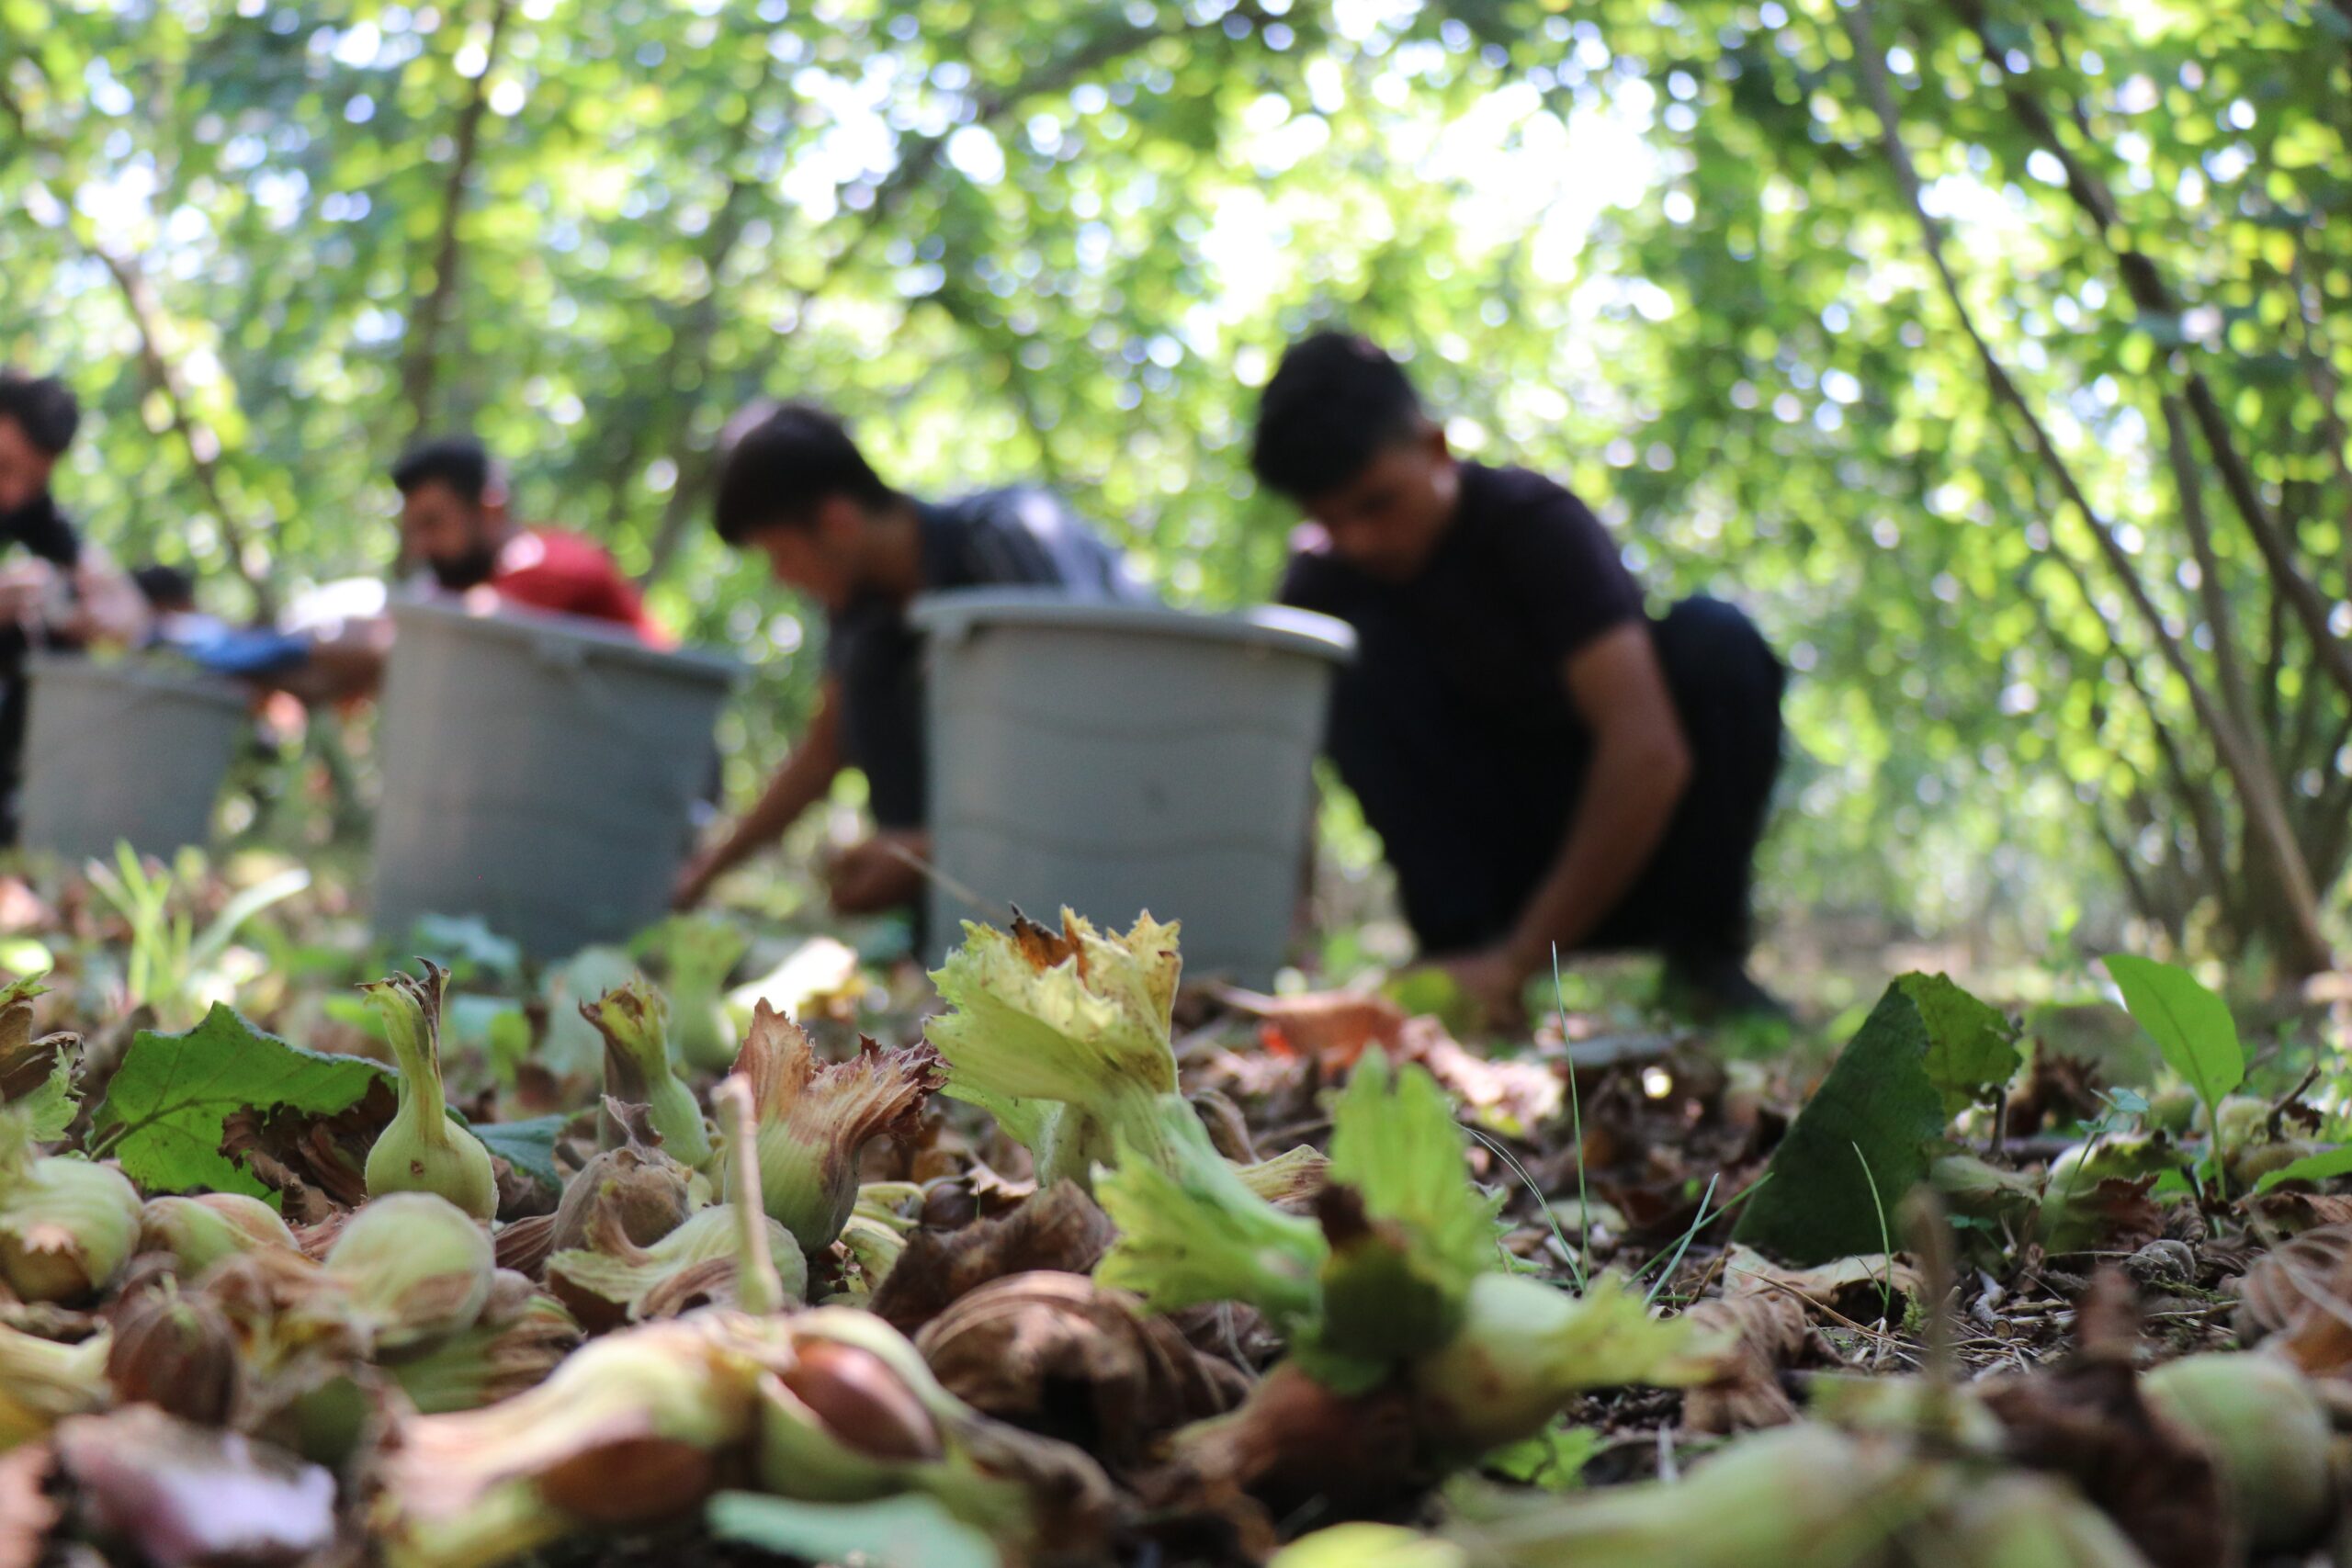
[268,436,666,706]
[389,436,665,643]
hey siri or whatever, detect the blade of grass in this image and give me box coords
[1643,1171,1720,1307]
[1552,945,1591,1292]
[1850,1139,1894,1324]
[1464,1122,1585,1292]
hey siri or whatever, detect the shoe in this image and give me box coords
[1658,954,1792,1025]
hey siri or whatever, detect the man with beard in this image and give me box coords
[269,436,663,704]
[389,435,662,640]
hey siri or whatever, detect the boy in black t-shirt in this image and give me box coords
[675,401,1149,917]
[1256,333,1786,1021]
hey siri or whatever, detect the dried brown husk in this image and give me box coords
[2234,1222,2352,1345]
[915,1270,1250,1470]
[1680,1291,1807,1434]
[196,1246,372,1439]
[0,977,73,1103]
[547,1201,802,1331]
[1978,1276,2228,1568]
[548,1098,693,1258]
[1146,1360,1420,1549]
[492,1213,557,1279]
[220,1077,393,1217]
[869,1180,1115,1335]
[106,1284,240,1427]
[725,1001,943,1257]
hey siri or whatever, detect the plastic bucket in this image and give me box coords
[371,600,740,958]
[17,655,249,864]
[911,591,1355,987]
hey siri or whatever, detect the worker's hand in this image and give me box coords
[826,830,929,916]
[672,842,731,911]
[0,560,57,626]
[56,556,151,649]
[1433,947,1533,1034]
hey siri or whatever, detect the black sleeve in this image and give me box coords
[1485,469,1643,666]
[3,495,81,570]
[1276,547,1343,615]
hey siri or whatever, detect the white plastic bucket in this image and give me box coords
[371,600,739,958]
[18,655,249,864]
[911,591,1355,987]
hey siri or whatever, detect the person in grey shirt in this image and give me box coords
[674,400,1149,918]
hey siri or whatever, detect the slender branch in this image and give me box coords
[2027,535,2232,915]
[636,8,1216,586]
[1844,0,2331,972]
[2162,393,2263,773]
[1945,0,2352,708]
[0,70,276,617]
[399,0,517,438]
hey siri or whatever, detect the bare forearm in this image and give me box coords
[1504,734,1689,970]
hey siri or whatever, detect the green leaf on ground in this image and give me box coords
[2102,955,2243,1112]
[1476,1422,1600,1491]
[2253,1146,2352,1195]
[707,1493,997,1568]
[1733,973,2013,1265]
[90,1004,389,1197]
[469,1113,568,1190]
[1908,973,2024,1112]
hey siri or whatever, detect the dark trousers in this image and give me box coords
[1398,595,1785,966]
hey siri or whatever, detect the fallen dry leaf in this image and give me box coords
[1213,986,1408,1073]
[220,1077,397,1214]
[869,1181,1114,1335]
[1723,1245,1922,1319]
[915,1270,1249,1469]
[495,1212,559,1278]
[56,1404,338,1568]
[1680,1290,1806,1433]
[1415,1032,1565,1136]
[2234,1223,2352,1345]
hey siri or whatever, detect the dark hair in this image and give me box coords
[0,373,81,457]
[711,401,894,545]
[1250,332,1428,499]
[390,435,498,504]
[131,563,197,613]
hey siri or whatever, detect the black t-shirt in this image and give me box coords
[1278,462,1646,948]
[0,492,82,574]
[827,488,1148,829]
[0,491,83,842]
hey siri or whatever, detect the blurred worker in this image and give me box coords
[1252,333,1786,1021]
[0,372,151,842]
[674,401,1149,918]
[389,436,662,637]
[273,435,664,704]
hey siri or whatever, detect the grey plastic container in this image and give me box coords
[17,655,249,864]
[911,591,1355,987]
[371,599,740,959]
